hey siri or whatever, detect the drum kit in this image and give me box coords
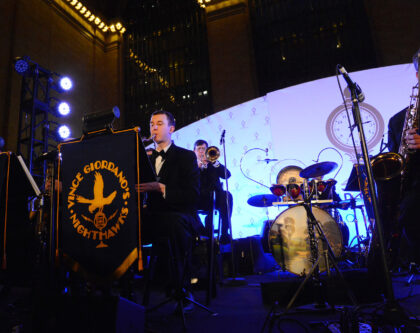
[247,160,361,276]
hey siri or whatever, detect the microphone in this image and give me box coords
[337,64,365,102]
[220,130,226,145]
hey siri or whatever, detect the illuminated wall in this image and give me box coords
[172,64,417,243]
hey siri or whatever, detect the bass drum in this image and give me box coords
[269,206,343,276]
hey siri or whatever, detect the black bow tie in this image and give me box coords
[152,149,167,160]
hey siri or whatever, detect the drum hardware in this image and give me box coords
[273,176,358,313]
[343,193,371,266]
[262,179,358,331]
[240,147,275,190]
[272,199,333,207]
[299,161,338,179]
[247,194,278,208]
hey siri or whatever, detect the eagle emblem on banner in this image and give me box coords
[76,172,118,248]
[66,161,131,249]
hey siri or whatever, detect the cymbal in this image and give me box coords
[247,194,278,207]
[299,161,338,179]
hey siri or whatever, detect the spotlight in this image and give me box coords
[57,102,71,116]
[58,125,71,139]
[82,106,120,133]
[50,97,71,117]
[14,56,30,75]
[59,76,73,91]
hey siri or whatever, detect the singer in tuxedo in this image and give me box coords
[138,110,202,292]
[386,49,420,266]
[194,139,233,244]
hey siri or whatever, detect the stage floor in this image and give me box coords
[1,264,420,332]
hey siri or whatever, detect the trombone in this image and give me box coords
[200,146,220,169]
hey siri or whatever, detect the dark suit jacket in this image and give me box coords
[200,163,231,194]
[388,107,420,187]
[388,108,406,153]
[145,143,202,233]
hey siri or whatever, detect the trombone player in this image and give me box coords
[194,139,233,244]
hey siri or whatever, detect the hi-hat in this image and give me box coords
[247,194,278,207]
[299,161,338,179]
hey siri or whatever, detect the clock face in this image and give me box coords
[326,102,384,154]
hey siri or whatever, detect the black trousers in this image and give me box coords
[141,210,194,289]
[199,190,233,239]
[399,188,420,263]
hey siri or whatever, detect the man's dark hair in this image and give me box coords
[413,47,420,72]
[194,139,208,149]
[151,110,176,127]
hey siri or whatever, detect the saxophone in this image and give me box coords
[398,80,420,191]
[371,78,419,194]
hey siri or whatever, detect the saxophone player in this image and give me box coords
[387,47,420,267]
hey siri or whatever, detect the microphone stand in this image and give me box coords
[220,131,246,286]
[347,78,406,323]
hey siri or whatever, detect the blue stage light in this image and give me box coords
[58,125,71,139]
[59,77,73,91]
[57,102,71,116]
[14,57,30,74]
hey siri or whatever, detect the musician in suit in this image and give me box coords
[387,48,420,265]
[194,139,233,244]
[138,110,201,294]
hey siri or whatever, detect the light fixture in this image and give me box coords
[49,97,71,117]
[59,76,73,91]
[14,56,30,75]
[58,125,71,139]
[62,0,126,35]
[82,106,120,133]
[57,102,71,116]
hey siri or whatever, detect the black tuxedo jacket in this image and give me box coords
[388,107,420,187]
[145,143,201,232]
[388,108,406,153]
[199,163,231,194]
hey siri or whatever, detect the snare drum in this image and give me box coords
[268,206,343,275]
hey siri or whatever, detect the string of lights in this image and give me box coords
[57,0,126,34]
